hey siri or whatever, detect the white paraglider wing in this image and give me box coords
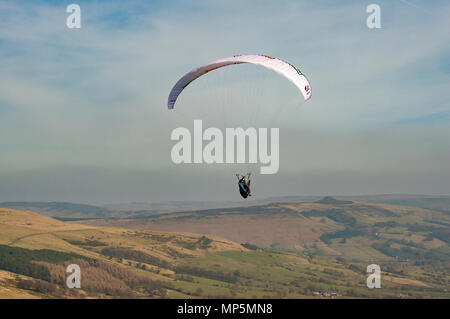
[167,54,311,109]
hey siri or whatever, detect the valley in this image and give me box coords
[0,196,448,298]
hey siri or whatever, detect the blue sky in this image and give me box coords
[0,0,449,203]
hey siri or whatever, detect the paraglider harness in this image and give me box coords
[236,173,252,199]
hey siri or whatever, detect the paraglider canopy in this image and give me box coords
[168,54,311,109]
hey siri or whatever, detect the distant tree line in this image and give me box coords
[174,236,213,250]
[0,245,89,282]
[241,242,259,250]
[174,265,239,283]
[100,246,172,269]
[65,239,107,247]
[320,227,366,245]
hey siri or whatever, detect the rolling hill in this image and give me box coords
[0,202,113,219]
[78,199,450,264]
[2,194,449,219]
[0,202,448,299]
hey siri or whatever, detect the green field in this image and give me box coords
[0,201,448,299]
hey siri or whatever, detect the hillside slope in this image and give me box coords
[0,202,113,219]
[1,207,448,299]
[0,208,244,298]
[78,200,450,264]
